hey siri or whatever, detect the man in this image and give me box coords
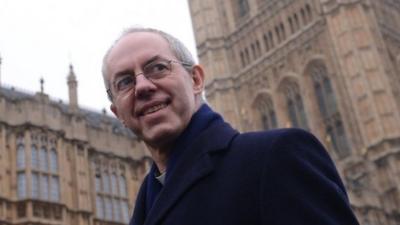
[102,27,359,225]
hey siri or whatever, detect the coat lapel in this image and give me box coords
[144,122,238,225]
[130,176,148,225]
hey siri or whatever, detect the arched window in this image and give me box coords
[119,175,127,197]
[95,174,102,192]
[103,173,110,194]
[255,40,261,56]
[31,172,39,198]
[306,4,312,21]
[288,17,294,33]
[111,174,118,195]
[311,64,350,158]
[238,0,249,17]
[31,145,39,169]
[255,95,277,130]
[245,48,250,64]
[280,23,286,40]
[17,172,27,199]
[240,51,245,66]
[17,144,25,169]
[96,196,104,218]
[294,13,300,30]
[251,43,256,59]
[105,197,113,220]
[49,148,58,173]
[121,201,130,223]
[283,81,308,130]
[268,31,274,48]
[40,175,49,200]
[113,199,121,221]
[39,147,48,171]
[263,34,270,51]
[50,176,60,201]
[301,8,306,24]
[275,26,281,43]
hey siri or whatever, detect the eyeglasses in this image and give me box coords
[107,58,192,101]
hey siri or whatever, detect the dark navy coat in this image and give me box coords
[130,120,359,225]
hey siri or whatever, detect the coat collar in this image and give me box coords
[140,119,238,225]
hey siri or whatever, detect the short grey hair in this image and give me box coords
[102,26,196,101]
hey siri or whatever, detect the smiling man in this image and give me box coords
[102,27,359,225]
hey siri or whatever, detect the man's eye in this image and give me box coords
[147,62,169,74]
[115,76,134,91]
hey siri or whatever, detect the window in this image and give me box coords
[280,23,286,40]
[263,34,270,51]
[49,148,58,173]
[17,172,27,199]
[18,132,60,202]
[268,31,274,48]
[238,0,249,17]
[95,175,102,192]
[283,81,308,129]
[93,161,129,222]
[288,17,294,33]
[39,147,48,171]
[121,201,130,223]
[311,64,350,158]
[31,172,39,198]
[119,176,127,197]
[50,176,60,201]
[240,51,245,66]
[31,145,39,169]
[96,196,104,218]
[294,13,300,30]
[40,175,49,200]
[103,173,110,193]
[17,144,25,169]
[301,8,306,24]
[113,199,121,221]
[254,95,277,130]
[306,4,312,21]
[105,197,113,220]
[111,174,118,195]
[245,48,250,64]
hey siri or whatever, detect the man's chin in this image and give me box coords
[142,129,179,151]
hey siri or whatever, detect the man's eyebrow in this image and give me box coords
[112,55,163,79]
[143,55,162,66]
[114,69,134,79]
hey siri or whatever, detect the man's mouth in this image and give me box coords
[142,103,168,115]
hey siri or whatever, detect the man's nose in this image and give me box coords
[134,74,156,99]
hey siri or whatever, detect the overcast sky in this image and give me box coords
[0,0,197,114]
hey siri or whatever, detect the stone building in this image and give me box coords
[0,63,150,225]
[188,0,400,224]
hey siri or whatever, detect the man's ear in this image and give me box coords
[191,65,205,94]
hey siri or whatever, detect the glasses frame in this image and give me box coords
[106,58,193,101]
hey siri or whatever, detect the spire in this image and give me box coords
[40,77,44,93]
[67,64,79,113]
[68,64,76,81]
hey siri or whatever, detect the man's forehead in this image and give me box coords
[107,32,171,62]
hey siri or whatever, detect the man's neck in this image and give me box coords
[147,146,169,174]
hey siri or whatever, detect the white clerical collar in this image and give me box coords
[155,172,166,185]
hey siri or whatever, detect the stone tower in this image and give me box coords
[188,0,400,224]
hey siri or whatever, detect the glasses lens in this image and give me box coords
[144,60,171,80]
[114,75,135,92]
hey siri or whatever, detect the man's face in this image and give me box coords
[106,32,203,150]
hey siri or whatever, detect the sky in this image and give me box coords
[0,0,197,114]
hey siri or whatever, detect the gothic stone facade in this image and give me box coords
[0,83,150,225]
[188,0,400,224]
